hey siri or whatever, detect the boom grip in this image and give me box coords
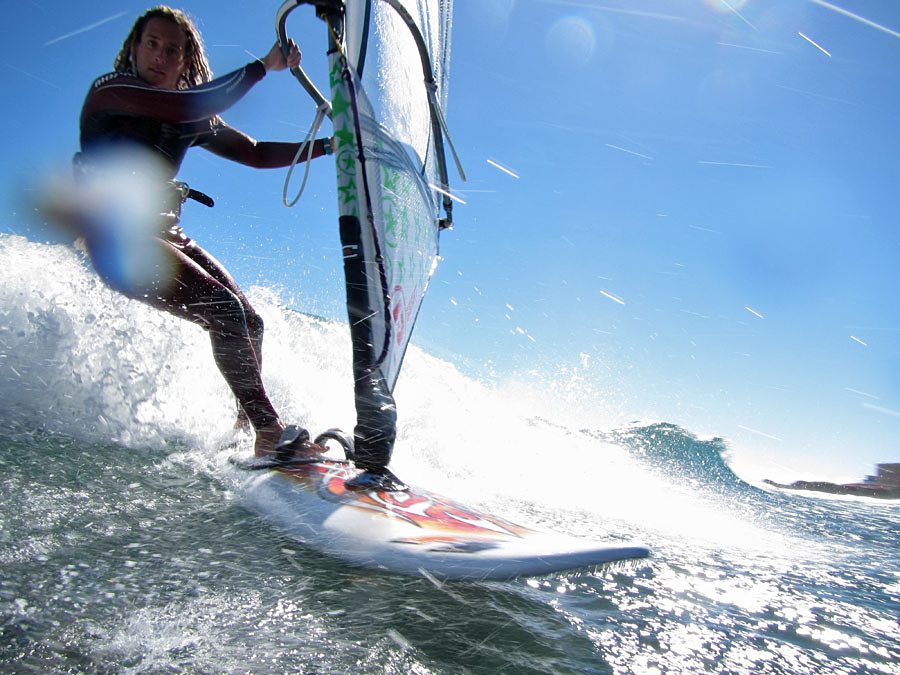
[274,0,333,115]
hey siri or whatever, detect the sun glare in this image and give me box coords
[703,0,750,13]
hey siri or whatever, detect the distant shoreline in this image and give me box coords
[763,479,900,500]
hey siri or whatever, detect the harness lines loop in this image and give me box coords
[282,101,330,208]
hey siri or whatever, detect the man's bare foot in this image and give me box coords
[254,421,287,456]
[283,439,328,461]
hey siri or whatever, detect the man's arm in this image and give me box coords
[199,119,331,168]
[81,62,268,126]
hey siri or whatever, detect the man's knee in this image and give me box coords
[194,287,248,338]
[245,306,264,341]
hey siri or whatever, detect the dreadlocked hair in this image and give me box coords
[114,6,212,88]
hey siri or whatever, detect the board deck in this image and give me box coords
[229,454,650,580]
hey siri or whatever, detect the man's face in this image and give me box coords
[133,17,188,89]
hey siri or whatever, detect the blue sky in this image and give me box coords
[3,0,900,481]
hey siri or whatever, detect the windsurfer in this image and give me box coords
[57,5,333,455]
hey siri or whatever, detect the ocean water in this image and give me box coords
[1,233,899,675]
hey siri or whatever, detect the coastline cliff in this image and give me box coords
[764,463,900,499]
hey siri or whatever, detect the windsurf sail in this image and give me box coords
[276,0,460,470]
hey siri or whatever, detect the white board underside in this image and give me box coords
[234,458,649,580]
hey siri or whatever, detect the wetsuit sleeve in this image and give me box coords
[80,61,268,126]
[197,118,330,168]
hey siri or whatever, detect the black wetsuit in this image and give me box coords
[76,61,326,430]
[79,61,314,177]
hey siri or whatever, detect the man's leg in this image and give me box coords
[139,239,284,454]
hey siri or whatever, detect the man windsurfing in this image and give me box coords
[50,5,333,456]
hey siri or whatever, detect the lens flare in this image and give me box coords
[545,16,595,68]
[482,0,515,25]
